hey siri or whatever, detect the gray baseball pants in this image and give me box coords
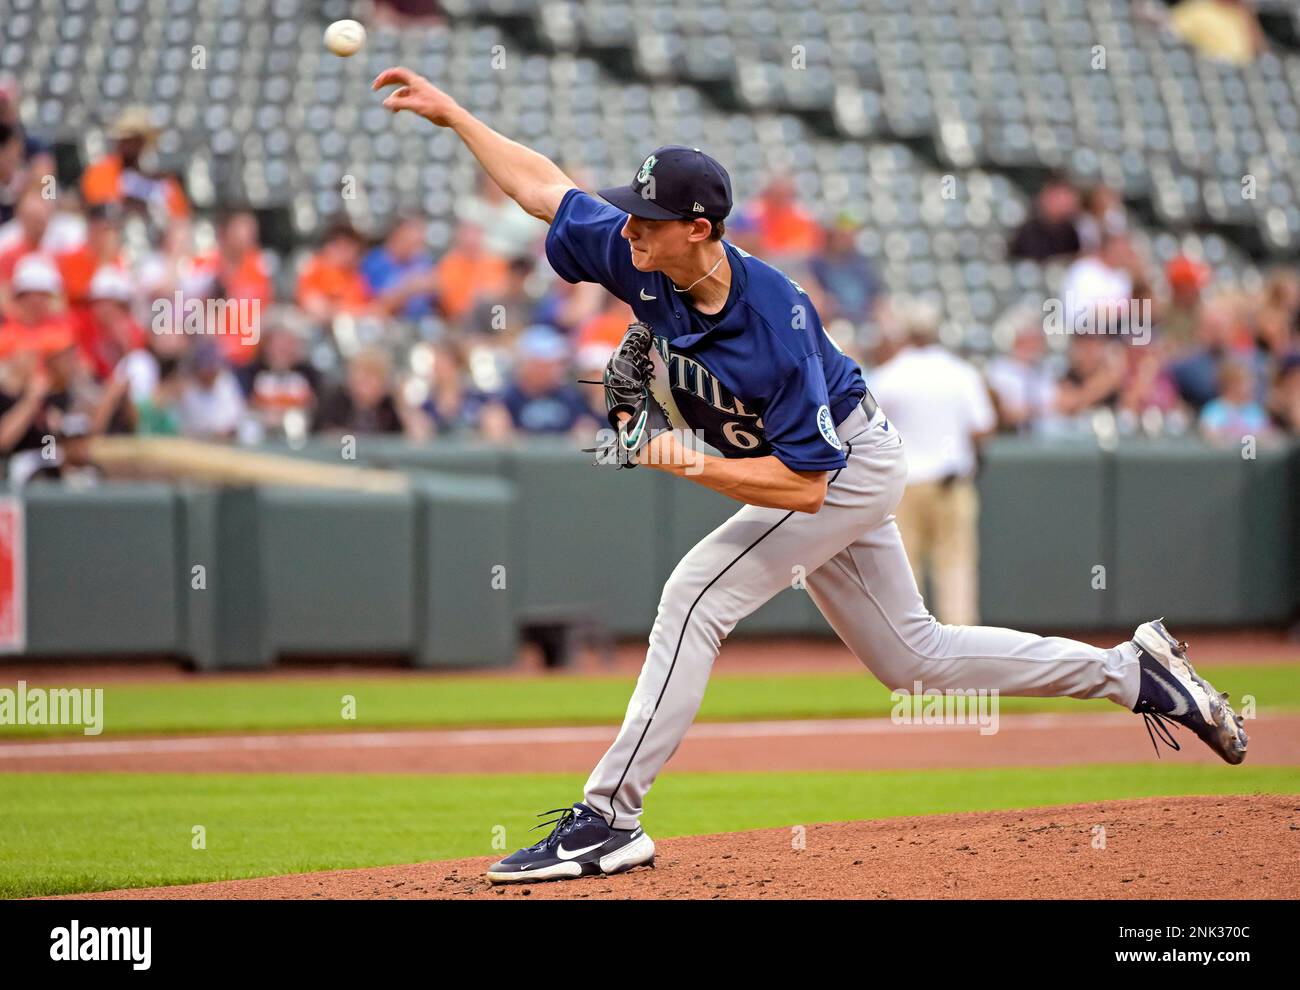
[584,402,1141,828]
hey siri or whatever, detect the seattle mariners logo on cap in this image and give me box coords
[636,154,658,184]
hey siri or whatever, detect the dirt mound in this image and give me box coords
[56,794,1298,900]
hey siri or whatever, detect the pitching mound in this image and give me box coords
[56,795,1297,900]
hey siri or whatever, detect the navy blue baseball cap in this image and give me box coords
[598,146,733,223]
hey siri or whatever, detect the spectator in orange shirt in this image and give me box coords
[73,267,145,381]
[80,106,189,221]
[576,296,635,352]
[436,222,507,323]
[57,204,127,309]
[296,219,370,322]
[0,189,55,315]
[745,175,824,258]
[196,210,273,366]
[0,254,75,361]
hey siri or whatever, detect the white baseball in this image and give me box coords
[324,19,366,58]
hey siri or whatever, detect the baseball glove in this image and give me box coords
[580,321,672,469]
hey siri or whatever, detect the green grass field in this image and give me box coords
[2,765,1296,899]
[0,664,1291,737]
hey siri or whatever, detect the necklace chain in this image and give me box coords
[670,253,725,294]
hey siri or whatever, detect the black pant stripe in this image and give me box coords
[602,457,850,828]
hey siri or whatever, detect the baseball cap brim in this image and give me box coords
[597,185,685,221]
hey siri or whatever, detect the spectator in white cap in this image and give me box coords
[479,326,601,441]
[0,253,75,360]
[76,266,145,381]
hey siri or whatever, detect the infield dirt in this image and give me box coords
[52,794,1299,900]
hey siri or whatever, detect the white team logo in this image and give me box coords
[817,405,842,450]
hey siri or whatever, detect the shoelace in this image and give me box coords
[1138,708,1182,758]
[528,806,580,849]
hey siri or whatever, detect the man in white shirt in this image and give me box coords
[869,300,996,625]
[1058,232,1137,332]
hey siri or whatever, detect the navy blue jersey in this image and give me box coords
[547,190,865,471]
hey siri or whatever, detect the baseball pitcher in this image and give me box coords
[373,67,1249,886]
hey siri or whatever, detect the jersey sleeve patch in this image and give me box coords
[817,404,843,450]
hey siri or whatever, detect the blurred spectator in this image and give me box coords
[436,222,507,324]
[420,344,474,435]
[372,0,445,27]
[868,300,995,625]
[137,216,206,301]
[0,122,29,228]
[0,255,74,360]
[1075,184,1127,254]
[130,355,186,436]
[456,172,546,260]
[0,337,80,470]
[195,210,273,366]
[74,267,145,381]
[1008,175,1081,261]
[57,205,126,309]
[1118,336,1183,421]
[18,412,102,487]
[1054,335,1126,416]
[312,346,430,439]
[296,219,371,319]
[361,215,438,320]
[461,255,538,343]
[808,215,881,324]
[1253,267,1300,359]
[1267,353,1300,433]
[1059,232,1140,331]
[1200,360,1272,441]
[575,296,634,354]
[80,106,189,220]
[533,275,605,336]
[1168,0,1265,65]
[744,175,823,258]
[479,327,600,441]
[177,342,245,440]
[296,219,370,323]
[1168,300,1266,411]
[721,209,762,256]
[0,76,55,212]
[1159,254,1211,349]
[985,318,1057,432]
[239,321,319,442]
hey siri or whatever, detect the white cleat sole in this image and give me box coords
[599,833,655,875]
[485,861,583,884]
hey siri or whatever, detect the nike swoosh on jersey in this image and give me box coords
[556,840,608,860]
[639,289,657,300]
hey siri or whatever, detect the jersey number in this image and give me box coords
[722,421,762,450]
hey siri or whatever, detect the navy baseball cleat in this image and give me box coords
[1131,619,1248,765]
[486,803,655,884]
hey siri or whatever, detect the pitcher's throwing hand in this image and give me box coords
[372,67,463,127]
